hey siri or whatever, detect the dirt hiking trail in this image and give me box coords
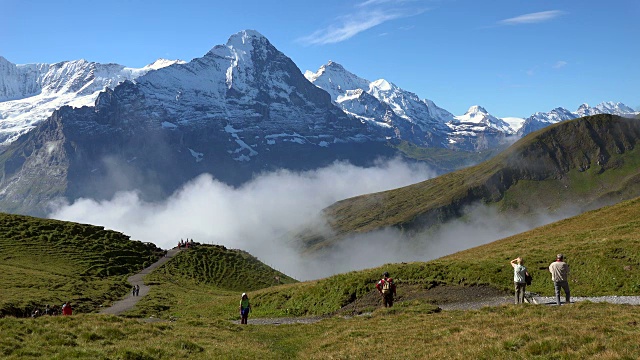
[100,248,180,315]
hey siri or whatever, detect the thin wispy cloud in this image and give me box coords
[498,10,565,26]
[553,60,568,69]
[298,2,426,45]
[357,0,415,6]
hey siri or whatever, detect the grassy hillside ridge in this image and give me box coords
[124,245,298,319]
[231,196,640,317]
[146,245,297,291]
[392,140,500,172]
[305,114,640,250]
[0,213,163,316]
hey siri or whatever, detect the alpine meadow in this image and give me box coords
[1,1,639,359]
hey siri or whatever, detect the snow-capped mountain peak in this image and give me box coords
[465,105,489,115]
[450,105,514,134]
[304,61,370,102]
[143,58,186,70]
[0,56,184,144]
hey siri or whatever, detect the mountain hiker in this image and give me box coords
[132,285,137,296]
[376,272,397,307]
[135,285,140,296]
[62,301,72,316]
[549,253,570,305]
[240,293,251,324]
[510,257,528,304]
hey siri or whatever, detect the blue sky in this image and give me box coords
[1,0,638,118]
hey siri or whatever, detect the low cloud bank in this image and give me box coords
[302,203,580,280]
[49,159,435,279]
[49,158,580,281]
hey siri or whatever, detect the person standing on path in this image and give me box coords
[549,253,570,305]
[510,257,527,304]
[375,272,397,307]
[239,293,251,325]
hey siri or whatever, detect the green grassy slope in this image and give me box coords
[392,140,501,172]
[305,114,640,250]
[127,244,298,318]
[1,198,640,359]
[243,195,640,316]
[0,213,163,316]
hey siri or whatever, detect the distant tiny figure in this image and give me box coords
[44,304,51,316]
[62,302,72,316]
[239,293,251,324]
[133,285,137,297]
[134,284,140,296]
[510,257,528,304]
[376,272,397,307]
[549,253,570,305]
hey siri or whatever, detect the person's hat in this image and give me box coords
[557,253,564,259]
[242,293,246,297]
[383,272,389,277]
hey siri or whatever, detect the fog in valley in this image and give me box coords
[48,158,580,280]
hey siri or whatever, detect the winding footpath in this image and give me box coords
[100,248,180,315]
[99,251,640,321]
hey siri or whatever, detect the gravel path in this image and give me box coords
[238,294,640,325]
[100,248,180,315]
[530,295,640,306]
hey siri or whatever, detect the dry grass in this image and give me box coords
[2,302,640,359]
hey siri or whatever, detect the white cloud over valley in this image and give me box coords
[49,158,580,281]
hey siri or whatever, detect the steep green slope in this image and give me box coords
[128,244,298,318]
[0,213,163,316]
[392,140,501,172]
[147,245,297,291]
[248,195,640,316]
[304,114,640,250]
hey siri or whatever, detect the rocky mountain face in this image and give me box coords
[0,30,637,216]
[0,31,397,216]
[0,56,183,144]
[304,61,514,151]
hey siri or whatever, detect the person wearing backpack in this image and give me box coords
[376,272,397,307]
[510,257,529,304]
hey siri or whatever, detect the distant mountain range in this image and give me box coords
[0,56,184,144]
[0,30,637,216]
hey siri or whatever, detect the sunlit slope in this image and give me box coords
[305,114,640,250]
[147,244,297,291]
[247,196,640,316]
[0,213,163,316]
[129,244,298,318]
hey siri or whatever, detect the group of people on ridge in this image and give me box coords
[511,253,570,305]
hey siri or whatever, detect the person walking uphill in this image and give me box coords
[510,257,528,304]
[549,253,570,305]
[239,293,251,324]
[376,272,397,307]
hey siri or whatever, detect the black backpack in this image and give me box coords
[525,272,533,286]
